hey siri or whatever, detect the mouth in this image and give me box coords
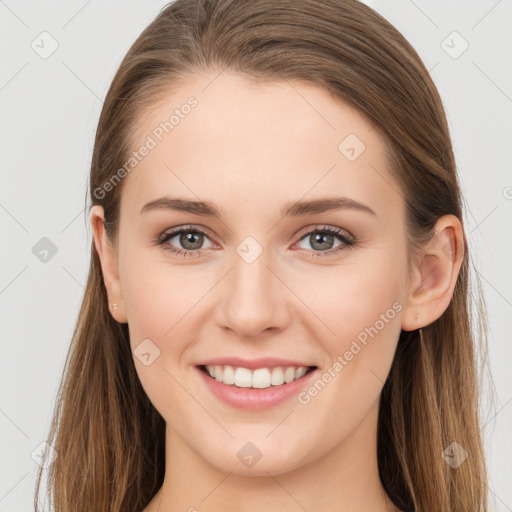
[197,364,318,389]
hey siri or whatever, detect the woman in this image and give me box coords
[34,0,491,510]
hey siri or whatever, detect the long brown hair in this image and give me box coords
[34,1,493,510]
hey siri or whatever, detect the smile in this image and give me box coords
[196,364,319,410]
[199,364,316,388]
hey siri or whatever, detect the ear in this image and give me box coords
[89,205,128,323]
[401,214,465,332]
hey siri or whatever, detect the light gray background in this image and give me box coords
[1,0,511,510]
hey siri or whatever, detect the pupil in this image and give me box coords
[181,232,203,250]
[312,233,333,251]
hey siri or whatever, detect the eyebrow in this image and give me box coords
[140,196,376,218]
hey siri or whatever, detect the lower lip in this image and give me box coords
[195,366,318,411]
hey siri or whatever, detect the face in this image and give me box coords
[99,71,413,476]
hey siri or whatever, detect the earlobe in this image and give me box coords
[401,215,465,332]
[89,205,128,323]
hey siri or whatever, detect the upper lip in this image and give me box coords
[195,357,317,370]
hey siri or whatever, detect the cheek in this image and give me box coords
[120,254,206,421]
[119,249,205,339]
[296,256,404,382]
[300,258,403,335]
[293,270,403,440]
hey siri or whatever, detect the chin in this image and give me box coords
[199,438,310,477]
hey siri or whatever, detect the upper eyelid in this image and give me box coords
[163,225,215,242]
[295,224,352,240]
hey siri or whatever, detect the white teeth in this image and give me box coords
[252,368,271,389]
[222,365,235,385]
[234,367,252,387]
[284,367,296,383]
[270,367,285,386]
[295,366,307,379]
[204,365,312,388]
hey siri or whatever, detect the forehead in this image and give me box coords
[121,71,402,225]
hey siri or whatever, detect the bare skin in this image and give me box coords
[90,70,464,512]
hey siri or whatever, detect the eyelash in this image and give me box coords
[153,224,356,259]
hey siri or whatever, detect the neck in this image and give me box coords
[145,400,400,512]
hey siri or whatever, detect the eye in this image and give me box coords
[293,225,356,258]
[153,224,356,258]
[153,225,214,257]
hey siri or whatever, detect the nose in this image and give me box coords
[215,245,290,339]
